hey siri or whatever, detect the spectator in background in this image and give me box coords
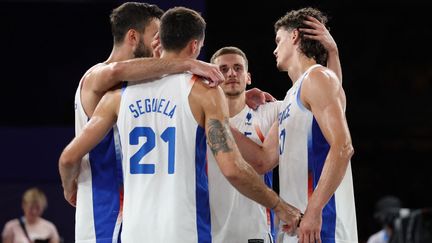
[2,187,60,243]
[367,196,402,243]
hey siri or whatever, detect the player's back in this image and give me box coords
[117,73,211,242]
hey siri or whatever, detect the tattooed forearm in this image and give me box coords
[207,118,233,156]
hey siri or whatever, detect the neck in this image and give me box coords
[105,44,134,64]
[226,93,246,118]
[161,50,191,59]
[24,216,39,225]
[286,53,317,84]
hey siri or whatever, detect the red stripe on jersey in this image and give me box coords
[254,125,265,143]
[308,171,313,198]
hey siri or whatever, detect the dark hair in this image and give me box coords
[110,2,164,44]
[160,7,206,52]
[274,7,328,65]
[210,46,249,70]
[374,196,402,227]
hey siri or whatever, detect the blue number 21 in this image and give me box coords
[129,127,176,174]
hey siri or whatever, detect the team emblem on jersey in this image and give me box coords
[245,112,253,125]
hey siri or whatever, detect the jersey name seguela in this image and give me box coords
[128,97,177,119]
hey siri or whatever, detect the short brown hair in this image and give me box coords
[110,2,164,44]
[210,46,249,70]
[160,7,206,52]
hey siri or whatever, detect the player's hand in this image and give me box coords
[298,207,322,243]
[63,180,78,207]
[299,16,338,54]
[189,60,224,87]
[151,31,162,58]
[245,88,276,110]
[274,198,302,236]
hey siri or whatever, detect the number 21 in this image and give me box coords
[129,127,176,174]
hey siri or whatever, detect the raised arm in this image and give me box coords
[59,89,121,206]
[231,121,279,174]
[298,69,354,242]
[300,16,342,82]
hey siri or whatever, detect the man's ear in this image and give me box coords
[125,29,139,46]
[292,29,300,45]
[246,72,252,85]
[190,39,199,54]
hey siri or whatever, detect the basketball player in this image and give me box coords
[60,7,302,242]
[208,15,343,242]
[71,2,225,243]
[233,7,357,243]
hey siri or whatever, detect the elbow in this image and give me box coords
[220,162,244,184]
[341,142,354,162]
[59,148,79,169]
[254,161,269,175]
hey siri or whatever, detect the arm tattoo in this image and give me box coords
[207,119,233,156]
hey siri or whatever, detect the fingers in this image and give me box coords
[315,231,322,243]
[263,91,277,102]
[299,28,319,34]
[302,20,321,30]
[305,15,321,24]
[299,231,304,243]
[208,70,224,87]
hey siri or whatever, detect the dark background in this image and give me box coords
[0,0,431,242]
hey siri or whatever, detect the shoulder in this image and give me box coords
[82,63,107,82]
[191,77,225,105]
[301,66,343,101]
[81,63,109,91]
[38,218,58,233]
[2,219,19,233]
[304,66,340,90]
[367,229,386,243]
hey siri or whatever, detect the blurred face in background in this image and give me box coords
[22,201,44,223]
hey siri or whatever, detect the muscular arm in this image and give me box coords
[231,122,279,174]
[59,90,120,206]
[191,82,279,208]
[299,69,354,241]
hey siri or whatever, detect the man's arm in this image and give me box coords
[231,121,279,174]
[81,58,224,117]
[190,82,300,231]
[59,90,120,206]
[298,68,354,243]
[300,16,342,82]
[87,57,224,94]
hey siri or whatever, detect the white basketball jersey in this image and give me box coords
[116,73,211,242]
[208,102,280,243]
[277,64,358,243]
[74,64,123,243]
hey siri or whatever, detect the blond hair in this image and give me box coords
[22,187,47,210]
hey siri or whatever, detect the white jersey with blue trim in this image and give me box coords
[277,64,357,243]
[208,102,280,243]
[74,63,123,243]
[116,73,211,242]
